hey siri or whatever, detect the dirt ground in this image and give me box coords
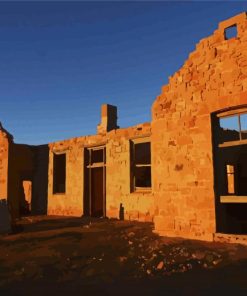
[1,216,247,296]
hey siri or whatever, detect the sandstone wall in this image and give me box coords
[0,129,11,233]
[152,13,247,241]
[47,123,154,221]
[0,130,10,200]
[106,123,154,222]
[48,136,89,216]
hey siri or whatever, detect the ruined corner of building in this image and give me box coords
[1,12,247,244]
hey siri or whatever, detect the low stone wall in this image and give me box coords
[214,233,247,245]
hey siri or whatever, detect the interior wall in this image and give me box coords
[0,130,10,200]
[8,143,35,219]
[32,145,49,215]
[0,129,11,233]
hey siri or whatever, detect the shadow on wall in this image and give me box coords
[119,203,124,220]
[7,144,49,221]
[0,199,11,233]
[32,145,49,215]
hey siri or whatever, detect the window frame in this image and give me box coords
[217,108,247,148]
[216,107,247,203]
[130,137,152,193]
[84,145,106,217]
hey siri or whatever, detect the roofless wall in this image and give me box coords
[152,12,247,241]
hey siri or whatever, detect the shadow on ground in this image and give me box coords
[1,216,247,295]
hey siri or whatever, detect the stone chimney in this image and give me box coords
[97,104,119,134]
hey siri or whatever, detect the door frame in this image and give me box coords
[84,145,106,217]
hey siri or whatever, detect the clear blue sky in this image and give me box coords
[1,1,247,145]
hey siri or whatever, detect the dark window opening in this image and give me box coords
[135,142,151,165]
[53,153,66,194]
[135,166,151,188]
[224,25,237,40]
[131,141,151,191]
[224,204,247,234]
[236,156,247,196]
[91,149,104,164]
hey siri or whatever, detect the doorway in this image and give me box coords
[84,146,106,217]
[20,180,32,216]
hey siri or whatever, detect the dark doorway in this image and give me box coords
[91,167,104,217]
[22,180,32,214]
[84,146,106,217]
[19,179,32,216]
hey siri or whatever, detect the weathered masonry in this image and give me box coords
[1,13,247,243]
[152,12,247,242]
[47,104,152,220]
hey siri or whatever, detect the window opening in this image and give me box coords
[91,149,104,164]
[219,112,247,144]
[131,141,151,191]
[53,153,66,194]
[224,25,237,40]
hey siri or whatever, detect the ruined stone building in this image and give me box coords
[1,13,247,242]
